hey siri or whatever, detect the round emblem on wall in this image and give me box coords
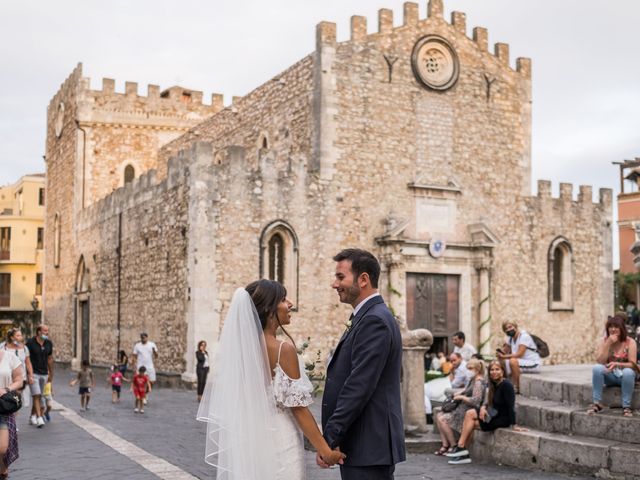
[429,238,447,258]
[411,35,459,91]
[54,102,65,138]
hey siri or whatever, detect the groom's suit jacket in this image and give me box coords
[321,295,406,467]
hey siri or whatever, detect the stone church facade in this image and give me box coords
[44,0,612,381]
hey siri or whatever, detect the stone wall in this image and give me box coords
[44,64,218,367]
[76,76,221,207]
[493,182,612,364]
[159,0,612,366]
[44,0,613,375]
[73,156,191,372]
[44,64,83,362]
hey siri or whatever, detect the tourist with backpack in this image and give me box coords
[496,321,543,393]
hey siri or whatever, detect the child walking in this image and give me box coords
[69,360,95,411]
[42,381,53,421]
[109,364,129,403]
[132,366,151,413]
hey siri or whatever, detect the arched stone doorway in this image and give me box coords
[74,256,91,367]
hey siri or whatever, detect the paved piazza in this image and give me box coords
[9,368,588,480]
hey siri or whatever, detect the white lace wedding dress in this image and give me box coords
[197,289,314,480]
[272,341,314,480]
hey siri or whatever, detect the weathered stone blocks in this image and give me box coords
[538,433,614,475]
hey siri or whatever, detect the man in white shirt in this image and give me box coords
[132,333,158,386]
[449,352,472,389]
[452,331,477,362]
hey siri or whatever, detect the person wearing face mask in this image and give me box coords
[496,321,540,393]
[1,328,34,411]
[26,325,54,427]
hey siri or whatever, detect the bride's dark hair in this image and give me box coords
[245,279,296,347]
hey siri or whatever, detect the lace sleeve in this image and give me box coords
[273,359,314,408]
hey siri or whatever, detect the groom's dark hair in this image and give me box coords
[333,249,380,288]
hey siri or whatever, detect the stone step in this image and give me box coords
[404,431,442,454]
[516,396,640,444]
[469,426,640,479]
[520,370,640,409]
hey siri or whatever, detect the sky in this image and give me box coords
[0,0,638,263]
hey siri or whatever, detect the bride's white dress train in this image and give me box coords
[272,342,314,480]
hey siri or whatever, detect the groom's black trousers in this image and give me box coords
[339,464,395,480]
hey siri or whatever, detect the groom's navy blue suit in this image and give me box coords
[322,295,405,479]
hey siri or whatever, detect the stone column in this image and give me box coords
[401,328,433,434]
[478,266,491,356]
[182,142,219,383]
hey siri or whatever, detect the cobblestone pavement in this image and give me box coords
[8,368,588,479]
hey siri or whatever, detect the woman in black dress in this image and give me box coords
[195,340,209,401]
[117,350,128,377]
[446,360,521,465]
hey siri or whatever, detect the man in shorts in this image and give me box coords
[132,333,158,403]
[26,325,53,428]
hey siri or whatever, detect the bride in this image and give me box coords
[197,279,344,479]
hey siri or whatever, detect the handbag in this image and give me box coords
[484,406,498,423]
[0,389,22,415]
[441,395,460,413]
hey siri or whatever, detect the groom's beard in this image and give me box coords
[341,282,360,306]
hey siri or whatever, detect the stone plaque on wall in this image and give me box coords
[416,198,456,237]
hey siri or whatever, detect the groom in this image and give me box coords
[319,249,405,479]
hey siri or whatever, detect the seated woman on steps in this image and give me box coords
[589,315,638,418]
[446,360,519,465]
[434,358,486,456]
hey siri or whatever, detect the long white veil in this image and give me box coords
[197,287,278,479]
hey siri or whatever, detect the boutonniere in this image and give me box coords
[344,319,352,333]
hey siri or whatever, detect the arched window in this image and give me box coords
[268,233,285,283]
[260,220,299,309]
[53,213,60,268]
[75,255,90,293]
[258,133,269,160]
[124,165,135,184]
[548,237,573,311]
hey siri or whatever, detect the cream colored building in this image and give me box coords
[0,174,45,336]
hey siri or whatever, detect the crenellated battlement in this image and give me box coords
[79,75,225,117]
[47,62,83,112]
[535,180,612,208]
[316,0,531,78]
[77,148,192,228]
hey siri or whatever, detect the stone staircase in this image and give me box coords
[469,365,640,479]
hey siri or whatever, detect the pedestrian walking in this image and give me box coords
[0,344,24,478]
[131,333,157,404]
[41,381,52,421]
[109,364,129,403]
[25,325,53,427]
[1,328,34,411]
[117,350,128,378]
[195,340,209,402]
[132,366,151,414]
[69,360,95,411]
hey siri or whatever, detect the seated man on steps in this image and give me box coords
[496,320,540,393]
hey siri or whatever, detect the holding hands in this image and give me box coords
[316,447,346,468]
